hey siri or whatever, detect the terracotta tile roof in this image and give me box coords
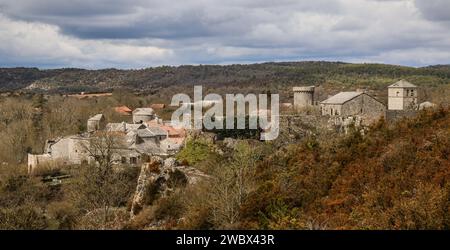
[114,106,132,115]
[160,125,186,137]
[145,120,186,137]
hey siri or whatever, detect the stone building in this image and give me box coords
[293,86,315,108]
[87,114,106,132]
[106,122,146,133]
[388,80,418,110]
[132,108,155,124]
[320,91,386,121]
[27,135,90,174]
[28,110,186,174]
[146,119,187,154]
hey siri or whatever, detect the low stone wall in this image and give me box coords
[27,154,68,175]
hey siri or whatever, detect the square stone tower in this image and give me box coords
[388,80,418,110]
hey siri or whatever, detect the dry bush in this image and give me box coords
[177,182,214,229]
[76,207,129,230]
[47,201,79,229]
[0,205,48,230]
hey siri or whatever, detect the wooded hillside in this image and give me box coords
[1,62,450,95]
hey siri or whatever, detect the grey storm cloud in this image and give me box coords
[415,0,450,22]
[0,0,449,68]
[0,0,342,39]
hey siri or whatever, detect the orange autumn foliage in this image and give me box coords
[241,107,450,229]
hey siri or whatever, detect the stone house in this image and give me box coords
[27,135,90,174]
[320,91,386,123]
[145,119,187,154]
[87,114,106,133]
[132,108,155,124]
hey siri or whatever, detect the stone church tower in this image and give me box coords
[388,80,418,110]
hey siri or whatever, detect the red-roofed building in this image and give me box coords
[145,120,186,153]
[114,106,132,115]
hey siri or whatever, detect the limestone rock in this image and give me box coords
[130,156,163,217]
[130,156,209,218]
[164,157,177,169]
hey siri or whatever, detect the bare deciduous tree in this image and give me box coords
[71,132,131,229]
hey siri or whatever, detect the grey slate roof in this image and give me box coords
[106,122,145,133]
[136,127,167,138]
[389,80,417,88]
[134,142,166,155]
[321,92,363,105]
[147,127,168,136]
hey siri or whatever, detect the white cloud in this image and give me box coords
[0,14,173,68]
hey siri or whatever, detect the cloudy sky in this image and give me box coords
[0,0,449,68]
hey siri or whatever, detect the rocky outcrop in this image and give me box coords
[163,157,177,168]
[130,156,164,217]
[130,157,209,217]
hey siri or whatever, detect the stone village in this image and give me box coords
[28,79,435,174]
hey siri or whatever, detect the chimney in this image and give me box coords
[122,121,126,132]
